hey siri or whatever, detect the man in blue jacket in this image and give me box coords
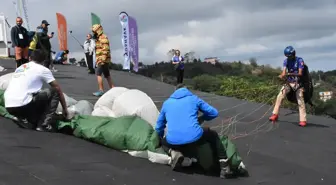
[155,84,232,178]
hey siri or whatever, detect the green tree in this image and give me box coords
[249,57,258,68]
[184,51,195,63]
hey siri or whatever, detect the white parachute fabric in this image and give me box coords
[56,94,94,118]
[73,100,94,115]
[0,72,13,90]
[93,87,129,110]
[124,150,170,165]
[92,87,160,127]
[0,66,6,72]
[92,87,129,117]
[56,93,78,113]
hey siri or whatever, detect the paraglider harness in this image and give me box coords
[284,62,314,108]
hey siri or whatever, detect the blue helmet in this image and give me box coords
[284,46,295,57]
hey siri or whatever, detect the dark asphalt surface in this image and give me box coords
[0,59,335,185]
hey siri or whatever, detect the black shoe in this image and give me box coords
[12,117,34,129]
[169,149,184,171]
[219,159,233,179]
[237,162,249,177]
[36,124,54,132]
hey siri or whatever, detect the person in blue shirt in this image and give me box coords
[155,84,233,178]
[172,50,184,84]
[54,50,69,64]
[269,46,307,127]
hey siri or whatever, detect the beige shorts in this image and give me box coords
[15,47,29,60]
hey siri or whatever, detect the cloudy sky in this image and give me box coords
[1,0,336,71]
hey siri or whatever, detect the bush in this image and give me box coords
[192,74,222,93]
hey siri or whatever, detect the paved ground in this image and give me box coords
[0,59,336,185]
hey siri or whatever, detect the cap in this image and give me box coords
[41,20,50,26]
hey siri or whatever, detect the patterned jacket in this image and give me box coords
[92,24,111,65]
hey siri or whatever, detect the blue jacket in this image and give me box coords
[155,88,219,145]
[172,55,184,70]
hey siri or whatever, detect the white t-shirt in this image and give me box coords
[4,61,56,108]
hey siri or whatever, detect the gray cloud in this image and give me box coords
[1,0,336,71]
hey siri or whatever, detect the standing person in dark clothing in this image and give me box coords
[83,33,95,74]
[29,20,54,69]
[172,50,185,84]
[11,17,29,68]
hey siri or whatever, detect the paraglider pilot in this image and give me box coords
[269,46,307,127]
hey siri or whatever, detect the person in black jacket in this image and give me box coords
[35,20,54,68]
[10,17,29,68]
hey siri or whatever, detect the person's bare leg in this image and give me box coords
[97,75,104,91]
[106,76,114,88]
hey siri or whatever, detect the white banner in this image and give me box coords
[21,0,30,30]
[119,12,130,70]
[14,0,30,30]
[0,23,3,41]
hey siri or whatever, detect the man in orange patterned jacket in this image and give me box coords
[91,24,114,96]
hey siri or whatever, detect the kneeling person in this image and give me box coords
[4,49,68,132]
[155,84,232,178]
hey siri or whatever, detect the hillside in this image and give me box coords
[107,59,336,119]
[1,58,336,185]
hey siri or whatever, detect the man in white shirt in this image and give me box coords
[4,49,68,132]
[83,33,95,74]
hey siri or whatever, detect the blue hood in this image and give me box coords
[155,87,219,145]
[169,88,193,99]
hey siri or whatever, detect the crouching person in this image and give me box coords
[4,49,68,132]
[155,84,233,178]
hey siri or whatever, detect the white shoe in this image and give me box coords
[169,149,184,170]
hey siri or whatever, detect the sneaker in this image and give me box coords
[36,124,53,132]
[13,118,34,129]
[269,114,278,122]
[219,159,233,179]
[93,90,104,97]
[299,121,307,127]
[237,161,249,177]
[169,149,184,171]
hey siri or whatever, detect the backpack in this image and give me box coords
[27,31,36,43]
[286,60,314,105]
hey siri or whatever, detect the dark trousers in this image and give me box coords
[16,59,28,68]
[6,87,60,129]
[161,127,227,160]
[85,52,95,73]
[176,69,184,84]
[43,52,51,69]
